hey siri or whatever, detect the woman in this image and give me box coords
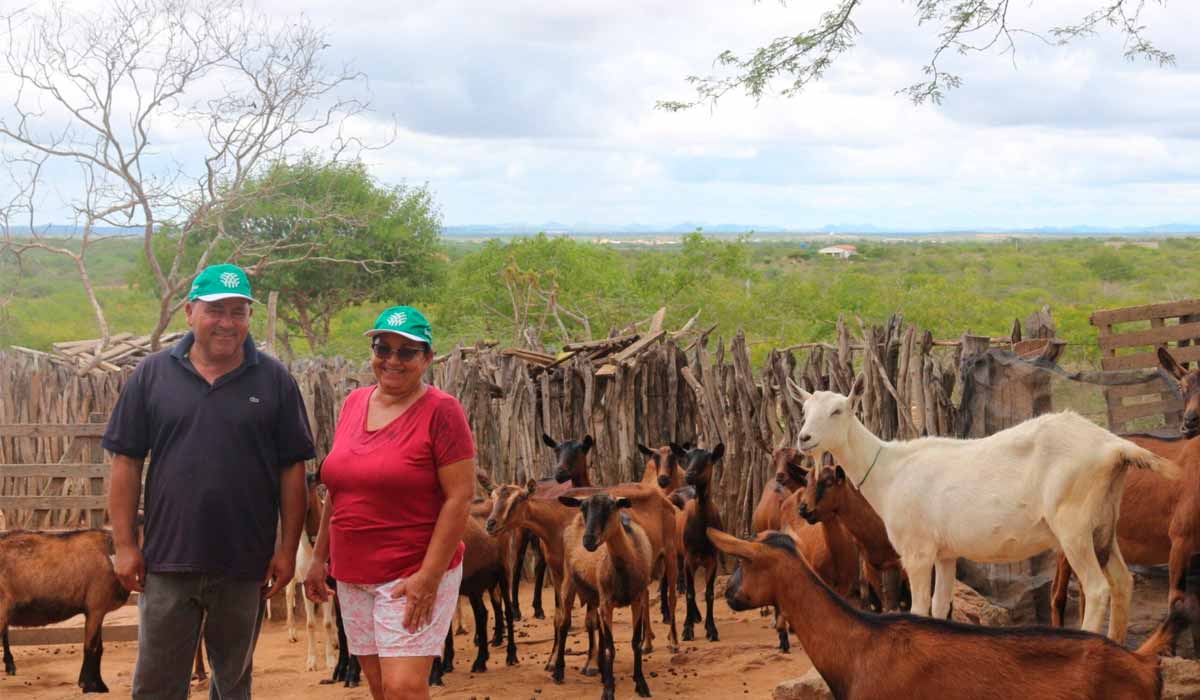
[306,305,474,700]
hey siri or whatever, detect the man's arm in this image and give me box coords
[109,453,145,592]
[262,462,307,599]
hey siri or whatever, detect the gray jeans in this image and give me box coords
[132,572,266,700]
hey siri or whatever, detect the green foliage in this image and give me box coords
[1085,249,1137,282]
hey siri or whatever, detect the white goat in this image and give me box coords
[791,376,1181,641]
[286,534,337,672]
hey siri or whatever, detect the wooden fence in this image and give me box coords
[1,317,977,539]
[1091,299,1200,433]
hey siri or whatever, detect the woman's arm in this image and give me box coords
[392,456,474,631]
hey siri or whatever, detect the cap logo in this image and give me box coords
[219,272,240,288]
[387,311,407,327]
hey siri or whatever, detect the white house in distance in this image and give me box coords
[818,244,858,259]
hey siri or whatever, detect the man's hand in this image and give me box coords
[114,544,146,593]
[304,559,334,604]
[262,549,297,600]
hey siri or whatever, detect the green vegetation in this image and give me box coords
[3,234,1195,368]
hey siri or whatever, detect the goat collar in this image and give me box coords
[857,445,884,489]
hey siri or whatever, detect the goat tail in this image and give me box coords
[1118,441,1183,481]
[1136,599,1195,658]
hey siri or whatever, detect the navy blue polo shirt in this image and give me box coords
[103,333,316,579]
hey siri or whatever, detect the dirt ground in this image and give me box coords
[1,576,804,699]
[3,567,1192,700]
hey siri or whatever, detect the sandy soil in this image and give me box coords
[4,566,1191,700]
[1,576,805,699]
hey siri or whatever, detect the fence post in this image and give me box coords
[88,412,107,528]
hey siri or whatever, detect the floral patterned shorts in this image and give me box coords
[337,563,463,658]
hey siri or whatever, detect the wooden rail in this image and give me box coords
[1090,298,1200,433]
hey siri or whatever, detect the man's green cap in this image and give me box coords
[188,264,256,303]
[365,305,433,346]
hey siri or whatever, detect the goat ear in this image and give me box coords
[475,469,495,494]
[669,442,688,459]
[1159,347,1188,381]
[834,466,846,484]
[711,443,725,462]
[581,435,594,452]
[848,373,866,408]
[615,497,632,509]
[706,527,757,560]
[542,433,558,449]
[796,470,808,487]
[558,496,582,508]
[821,451,835,467]
[787,378,811,403]
[525,478,539,494]
[637,443,655,457]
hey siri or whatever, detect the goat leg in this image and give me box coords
[428,629,451,686]
[469,593,490,673]
[2,625,13,676]
[532,545,547,619]
[704,564,719,642]
[511,532,531,621]
[581,607,599,677]
[498,573,518,666]
[78,613,108,693]
[775,605,790,653]
[488,586,505,647]
[631,599,651,698]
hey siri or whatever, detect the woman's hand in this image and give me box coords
[392,568,441,632]
[304,559,334,604]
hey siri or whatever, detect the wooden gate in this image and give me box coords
[0,415,138,645]
[1090,299,1200,433]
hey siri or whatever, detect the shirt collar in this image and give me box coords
[170,332,259,368]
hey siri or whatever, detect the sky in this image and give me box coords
[3,0,1199,230]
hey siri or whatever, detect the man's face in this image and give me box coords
[185,298,252,361]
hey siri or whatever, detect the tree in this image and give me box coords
[232,159,444,355]
[658,0,1174,109]
[0,0,370,350]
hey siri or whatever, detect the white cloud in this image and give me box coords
[4,0,1199,228]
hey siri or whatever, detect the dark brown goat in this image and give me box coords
[798,463,909,612]
[751,447,811,534]
[674,442,724,642]
[710,527,1191,700]
[0,529,131,693]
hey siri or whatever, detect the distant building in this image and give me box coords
[818,244,858,259]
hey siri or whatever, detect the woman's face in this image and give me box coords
[370,334,433,396]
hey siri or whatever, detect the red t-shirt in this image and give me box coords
[321,385,473,584]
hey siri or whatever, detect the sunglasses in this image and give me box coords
[371,344,425,362]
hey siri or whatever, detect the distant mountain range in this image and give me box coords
[443,222,1200,238]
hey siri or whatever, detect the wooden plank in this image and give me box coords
[596,330,666,377]
[1098,321,1200,351]
[1090,299,1200,327]
[0,463,108,478]
[1101,344,1200,372]
[9,623,138,646]
[0,496,109,509]
[0,424,107,438]
[1105,378,1170,400]
[1109,398,1184,425]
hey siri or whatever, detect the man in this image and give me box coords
[105,263,314,699]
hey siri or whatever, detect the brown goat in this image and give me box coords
[710,527,1191,700]
[638,443,686,496]
[429,506,517,686]
[674,442,724,642]
[486,480,592,673]
[751,447,811,534]
[1051,347,1200,652]
[797,463,909,612]
[0,529,131,693]
[555,493,664,699]
[509,433,597,622]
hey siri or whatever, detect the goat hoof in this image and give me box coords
[682,628,694,641]
[4,662,14,675]
[441,658,454,673]
[533,609,545,620]
[553,669,565,684]
[471,661,487,673]
[706,630,719,642]
[506,652,518,666]
[582,666,599,677]
[636,681,652,697]
[79,679,109,693]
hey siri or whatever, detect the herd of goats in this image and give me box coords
[6,346,1200,698]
